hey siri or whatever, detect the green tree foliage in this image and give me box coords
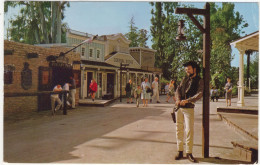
[150,2,202,80]
[4,1,70,44]
[210,2,248,88]
[125,16,149,47]
[150,2,248,85]
[244,52,259,88]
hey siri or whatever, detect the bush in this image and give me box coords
[160,77,170,88]
[232,86,238,96]
[245,88,251,95]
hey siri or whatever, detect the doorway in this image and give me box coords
[87,72,93,97]
[38,64,73,111]
[107,73,114,97]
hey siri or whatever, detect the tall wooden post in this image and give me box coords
[175,2,210,158]
[202,3,210,157]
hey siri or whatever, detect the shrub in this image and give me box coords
[232,86,238,96]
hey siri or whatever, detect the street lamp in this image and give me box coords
[120,63,129,102]
[175,3,211,158]
[176,20,187,41]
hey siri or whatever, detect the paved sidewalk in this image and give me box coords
[4,95,257,163]
[215,94,258,140]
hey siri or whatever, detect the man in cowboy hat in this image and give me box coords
[174,61,204,163]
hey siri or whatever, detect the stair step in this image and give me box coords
[217,107,258,115]
[232,141,258,163]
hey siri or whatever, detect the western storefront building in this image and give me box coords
[66,29,118,99]
[104,34,162,96]
[65,29,162,99]
[4,40,81,114]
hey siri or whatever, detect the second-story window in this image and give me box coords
[81,47,85,56]
[89,48,93,58]
[97,49,100,58]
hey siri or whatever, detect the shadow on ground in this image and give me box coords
[4,104,165,163]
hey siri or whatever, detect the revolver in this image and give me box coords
[171,104,180,123]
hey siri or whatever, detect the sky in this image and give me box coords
[2,1,259,67]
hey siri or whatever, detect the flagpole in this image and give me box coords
[62,35,98,56]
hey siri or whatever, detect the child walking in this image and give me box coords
[134,85,142,107]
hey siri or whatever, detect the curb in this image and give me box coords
[217,113,258,141]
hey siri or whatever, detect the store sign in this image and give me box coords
[114,58,133,64]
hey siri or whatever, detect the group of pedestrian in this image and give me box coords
[51,76,76,115]
[50,60,234,163]
[125,76,162,107]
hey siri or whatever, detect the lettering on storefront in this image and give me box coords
[114,58,133,64]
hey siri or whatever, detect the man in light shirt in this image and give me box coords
[152,77,160,103]
[51,84,62,115]
[62,82,71,108]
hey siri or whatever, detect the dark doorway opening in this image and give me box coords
[38,63,73,111]
[107,73,114,98]
[87,72,93,98]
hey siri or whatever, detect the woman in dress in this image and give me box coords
[224,77,232,106]
[89,78,98,101]
[141,77,151,107]
[166,80,177,103]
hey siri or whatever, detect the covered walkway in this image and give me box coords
[230,31,259,106]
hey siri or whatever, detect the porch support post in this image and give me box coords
[237,48,245,107]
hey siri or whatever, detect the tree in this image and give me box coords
[150,2,202,80]
[4,1,70,44]
[209,2,248,87]
[125,16,150,48]
[150,2,248,84]
[138,29,149,47]
[125,16,139,47]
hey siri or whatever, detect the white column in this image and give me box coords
[126,71,130,83]
[80,67,84,99]
[117,70,120,97]
[237,49,245,107]
[97,68,100,98]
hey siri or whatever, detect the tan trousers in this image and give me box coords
[176,108,194,153]
[152,89,160,102]
[51,95,62,112]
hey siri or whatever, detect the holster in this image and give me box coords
[179,103,195,108]
[171,105,180,123]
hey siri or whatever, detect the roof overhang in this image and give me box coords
[230,31,259,51]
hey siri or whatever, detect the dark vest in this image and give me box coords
[181,76,201,100]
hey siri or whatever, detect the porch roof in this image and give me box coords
[81,60,118,69]
[230,31,259,51]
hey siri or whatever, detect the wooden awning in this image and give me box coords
[230,31,259,51]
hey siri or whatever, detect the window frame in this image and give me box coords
[89,47,94,58]
[96,49,101,59]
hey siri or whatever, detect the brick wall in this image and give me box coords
[4,40,81,114]
[4,96,38,114]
